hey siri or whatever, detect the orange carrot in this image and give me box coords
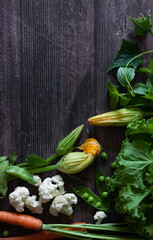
[0,231,61,240]
[0,212,42,231]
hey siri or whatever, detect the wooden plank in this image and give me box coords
[1,0,95,234]
[0,0,22,236]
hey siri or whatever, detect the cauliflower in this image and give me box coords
[93,211,107,224]
[32,175,42,187]
[9,187,29,212]
[49,193,77,216]
[25,195,43,214]
[38,175,65,203]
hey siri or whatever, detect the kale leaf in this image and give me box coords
[110,118,153,239]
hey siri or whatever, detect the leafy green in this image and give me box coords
[0,161,9,198]
[138,58,153,75]
[10,152,17,165]
[25,154,47,167]
[107,80,119,109]
[110,117,153,239]
[129,10,153,37]
[0,156,7,163]
[107,38,143,72]
[117,67,135,87]
[126,118,153,136]
[133,83,147,95]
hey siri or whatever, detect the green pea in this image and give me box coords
[105,176,111,181]
[3,230,9,237]
[102,192,108,197]
[73,186,105,211]
[111,162,116,168]
[99,176,104,182]
[82,192,89,199]
[96,202,102,208]
[88,196,94,202]
[101,152,107,159]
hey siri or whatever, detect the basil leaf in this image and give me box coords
[108,38,143,72]
[133,83,147,95]
[117,67,135,87]
[107,80,119,109]
[129,10,153,37]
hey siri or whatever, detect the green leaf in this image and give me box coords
[0,156,7,163]
[107,38,143,72]
[126,118,153,136]
[0,161,9,198]
[137,67,152,74]
[129,10,153,37]
[133,83,147,95]
[119,94,132,107]
[117,67,135,87]
[107,80,119,109]
[25,154,47,167]
[10,152,17,165]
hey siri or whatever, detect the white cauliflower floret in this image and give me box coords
[32,175,42,187]
[25,195,43,214]
[38,175,65,203]
[9,187,29,212]
[93,211,107,224]
[49,193,77,216]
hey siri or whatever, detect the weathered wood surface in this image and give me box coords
[0,0,153,237]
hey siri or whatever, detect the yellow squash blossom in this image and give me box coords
[56,138,102,174]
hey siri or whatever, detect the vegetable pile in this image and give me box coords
[2,9,153,240]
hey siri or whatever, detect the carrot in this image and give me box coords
[0,231,61,240]
[0,212,42,231]
[0,222,86,240]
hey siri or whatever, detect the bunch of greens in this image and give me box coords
[107,10,153,111]
[109,117,153,239]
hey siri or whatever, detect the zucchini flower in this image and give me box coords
[88,108,145,126]
[56,124,84,157]
[56,138,102,174]
[46,124,84,164]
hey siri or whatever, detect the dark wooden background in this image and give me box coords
[0,0,153,238]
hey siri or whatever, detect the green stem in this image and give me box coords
[46,153,58,164]
[28,164,57,174]
[125,50,153,96]
[42,226,143,240]
[43,223,134,233]
[17,162,28,167]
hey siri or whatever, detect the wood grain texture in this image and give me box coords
[1,0,153,237]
